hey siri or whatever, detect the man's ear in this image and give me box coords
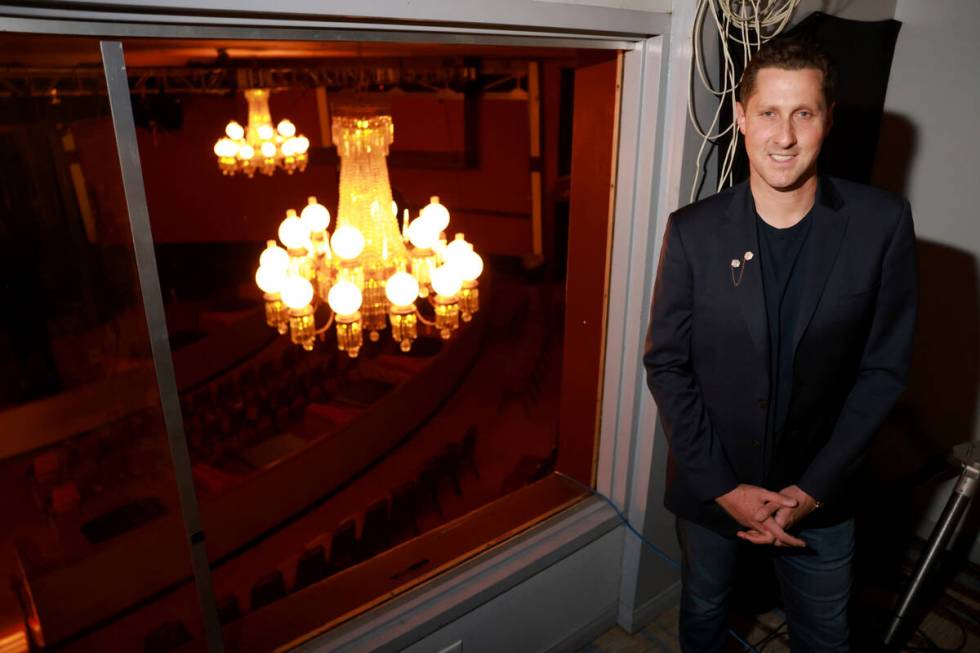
[735,101,747,135]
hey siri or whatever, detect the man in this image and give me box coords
[643,40,917,652]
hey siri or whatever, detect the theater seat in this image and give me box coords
[331,518,358,570]
[143,620,190,653]
[433,448,462,497]
[216,595,242,624]
[418,465,446,519]
[294,544,334,590]
[250,570,287,610]
[390,480,422,543]
[357,497,391,561]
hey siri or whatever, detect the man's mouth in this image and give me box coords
[769,153,795,162]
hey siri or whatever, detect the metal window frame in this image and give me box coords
[0,1,668,40]
[0,12,642,50]
[1,9,674,650]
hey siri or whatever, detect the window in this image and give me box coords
[0,32,622,651]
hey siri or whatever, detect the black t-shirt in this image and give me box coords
[756,209,813,448]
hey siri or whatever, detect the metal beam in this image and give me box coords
[100,40,224,653]
[0,61,529,98]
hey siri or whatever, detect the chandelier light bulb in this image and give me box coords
[300,196,331,233]
[281,275,315,309]
[408,217,439,250]
[293,135,311,155]
[278,210,310,251]
[255,265,288,294]
[214,138,237,158]
[420,196,451,233]
[225,121,245,140]
[328,280,363,316]
[277,119,296,138]
[238,144,255,160]
[444,234,474,268]
[385,271,420,306]
[331,225,365,260]
[459,250,484,282]
[431,264,463,298]
[259,240,290,271]
[391,201,398,217]
[260,141,277,158]
[257,124,275,140]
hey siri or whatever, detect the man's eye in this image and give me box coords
[796,111,812,119]
[760,111,775,118]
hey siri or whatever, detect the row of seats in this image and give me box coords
[181,347,340,466]
[28,408,164,519]
[25,347,338,523]
[143,426,480,652]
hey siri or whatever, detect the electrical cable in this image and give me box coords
[750,620,787,651]
[561,474,780,653]
[688,0,802,202]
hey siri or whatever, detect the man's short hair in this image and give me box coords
[739,39,837,107]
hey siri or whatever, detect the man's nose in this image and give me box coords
[773,118,797,148]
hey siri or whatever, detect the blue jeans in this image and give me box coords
[676,517,854,653]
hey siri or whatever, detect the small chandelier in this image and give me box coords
[253,113,483,358]
[212,88,311,177]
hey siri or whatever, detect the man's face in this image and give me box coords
[735,67,832,192]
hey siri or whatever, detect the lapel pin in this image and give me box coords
[731,251,754,287]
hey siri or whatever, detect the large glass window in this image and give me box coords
[0,34,203,652]
[0,32,621,652]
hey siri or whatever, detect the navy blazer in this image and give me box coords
[643,177,917,534]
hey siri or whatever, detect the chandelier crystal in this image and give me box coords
[254,113,483,358]
[213,89,311,177]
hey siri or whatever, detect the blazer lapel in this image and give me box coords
[725,183,769,365]
[792,178,849,354]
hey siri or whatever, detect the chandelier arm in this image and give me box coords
[314,311,336,335]
[414,307,436,327]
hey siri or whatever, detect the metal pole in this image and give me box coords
[100,40,224,653]
[883,460,979,649]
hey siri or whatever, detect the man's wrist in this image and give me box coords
[793,483,822,511]
[800,492,820,514]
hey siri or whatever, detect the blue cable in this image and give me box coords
[563,476,765,653]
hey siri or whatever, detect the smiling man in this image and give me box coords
[643,40,917,652]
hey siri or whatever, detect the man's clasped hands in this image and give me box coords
[716,483,819,547]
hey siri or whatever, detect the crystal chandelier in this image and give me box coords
[212,89,311,176]
[253,113,484,358]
